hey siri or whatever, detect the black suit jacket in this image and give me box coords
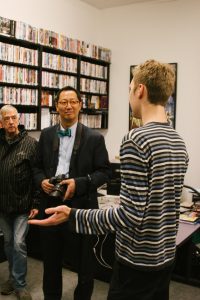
[33,123,111,210]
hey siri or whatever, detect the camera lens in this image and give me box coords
[50,183,65,200]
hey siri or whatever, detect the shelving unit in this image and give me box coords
[79,56,109,129]
[0,34,110,130]
[39,45,78,129]
[0,34,39,129]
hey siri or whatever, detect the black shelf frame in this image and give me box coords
[0,34,110,130]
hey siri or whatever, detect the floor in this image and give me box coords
[0,257,200,300]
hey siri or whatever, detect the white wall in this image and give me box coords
[1,0,200,186]
[97,0,200,187]
[1,0,101,45]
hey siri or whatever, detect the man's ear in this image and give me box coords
[138,84,144,99]
[55,103,59,112]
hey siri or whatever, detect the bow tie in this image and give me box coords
[57,128,71,137]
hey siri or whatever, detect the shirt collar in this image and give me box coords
[60,122,77,137]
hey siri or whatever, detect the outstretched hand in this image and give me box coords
[28,205,71,226]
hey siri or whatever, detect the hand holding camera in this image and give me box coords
[48,174,68,200]
[47,174,75,201]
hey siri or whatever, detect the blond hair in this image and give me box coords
[132,60,175,106]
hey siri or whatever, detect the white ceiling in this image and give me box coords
[80,0,177,9]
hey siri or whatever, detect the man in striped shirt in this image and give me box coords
[29,60,189,300]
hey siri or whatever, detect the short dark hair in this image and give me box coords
[55,86,82,103]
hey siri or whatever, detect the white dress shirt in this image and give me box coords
[55,122,77,176]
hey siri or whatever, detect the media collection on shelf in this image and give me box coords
[19,113,37,130]
[0,16,111,62]
[0,15,111,130]
[0,87,38,106]
[42,52,77,73]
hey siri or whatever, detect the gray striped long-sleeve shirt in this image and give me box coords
[69,122,189,270]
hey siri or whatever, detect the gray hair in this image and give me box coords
[0,105,19,121]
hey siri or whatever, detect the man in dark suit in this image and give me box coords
[33,86,111,300]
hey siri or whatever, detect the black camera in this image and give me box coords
[49,174,69,200]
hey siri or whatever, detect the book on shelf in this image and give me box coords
[0,65,38,85]
[0,86,38,106]
[69,38,78,53]
[100,96,108,109]
[49,31,59,48]
[0,42,38,65]
[39,28,54,46]
[81,61,107,78]
[79,113,102,128]
[15,21,38,43]
[95,114,102,128]
[79,113,88,126]
[90,95,100,109]
[41,91,53,107]
[58,34,67,51]
[81,95,88,109]
[19,113,37,130]
[50,112,59,126]
[0,16,15,37]
[0,15,111,62]
[80,78,107,94]
[41,108,50,129]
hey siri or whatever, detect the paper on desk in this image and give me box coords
[98,195,120,209]
[180,188,193,207]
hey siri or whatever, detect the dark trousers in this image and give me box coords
[40,223,95,300]
[107,260,174,300]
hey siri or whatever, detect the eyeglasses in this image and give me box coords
[58,100,80,106]
[3,115,18,122]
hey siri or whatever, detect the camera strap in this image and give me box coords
[53,125,60,152]
[72,122,83,155]
[69,123,83,176]
[69,123,83,175]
